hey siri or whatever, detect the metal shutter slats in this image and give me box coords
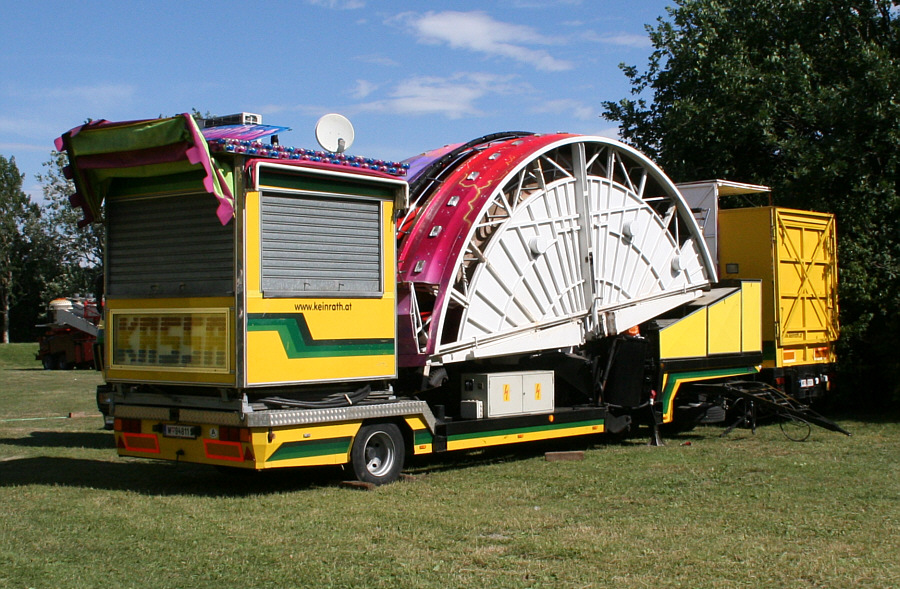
[261,193,382,296]
[107,194,234,296]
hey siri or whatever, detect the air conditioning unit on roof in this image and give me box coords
[202,113,262,128]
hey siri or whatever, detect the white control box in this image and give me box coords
[460,370,554,418]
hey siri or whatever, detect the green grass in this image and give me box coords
[1,343,898,588]
[0,342,43,369]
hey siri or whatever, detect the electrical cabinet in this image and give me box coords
[461,371,554,418]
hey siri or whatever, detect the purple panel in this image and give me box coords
[201,124,290,142]
[402,143,463,184]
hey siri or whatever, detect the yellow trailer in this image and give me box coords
[717,206,838,399]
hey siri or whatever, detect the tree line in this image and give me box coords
[602,0,900,405]
[0,153,102,343]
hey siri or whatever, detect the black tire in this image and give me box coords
[41,355,56,370]
[350,423,405,485]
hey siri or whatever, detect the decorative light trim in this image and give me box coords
[208,138,409,177]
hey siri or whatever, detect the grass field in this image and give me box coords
[1,342,898,588]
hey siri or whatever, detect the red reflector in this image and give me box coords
[775,377,785,386]
[122,433,160,453]
[204,440,243,462]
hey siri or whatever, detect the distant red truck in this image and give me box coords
[36,297,100,370]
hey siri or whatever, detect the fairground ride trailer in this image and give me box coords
[58,113,842,485]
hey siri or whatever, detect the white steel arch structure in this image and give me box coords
[397,135,716,366]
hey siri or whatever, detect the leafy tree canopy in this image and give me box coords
[37,151,104,289]
[603,0,900,403]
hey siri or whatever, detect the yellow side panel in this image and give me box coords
[243,191,397,385]
[707,292,742,355]
[741,281,762,353]
[254,422,362,469]
[246,330,394,384]
[718,207,777,342]
[659,308,708,359]
[446,424,603,452]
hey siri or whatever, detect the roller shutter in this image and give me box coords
[260,192,382,296]
[106,194,234,297]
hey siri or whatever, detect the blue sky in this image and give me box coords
[1,0,673,200]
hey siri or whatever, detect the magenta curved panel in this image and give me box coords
[396,133,575,365]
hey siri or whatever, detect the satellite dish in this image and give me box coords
[315,113,355,154]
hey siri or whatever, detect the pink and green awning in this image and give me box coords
[55,114,235,226]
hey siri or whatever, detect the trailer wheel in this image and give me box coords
[41,355,56,370]
[350,423,405,485]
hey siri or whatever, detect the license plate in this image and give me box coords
[163,424,199,439]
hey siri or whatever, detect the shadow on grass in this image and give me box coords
[0,427,748,495]
[0,455,347,496]
[0,433,653,496]
[0,430,113,449]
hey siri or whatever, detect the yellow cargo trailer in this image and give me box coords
[717,206,838,399]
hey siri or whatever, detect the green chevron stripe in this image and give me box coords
[267,436,353,462]
[248,313,394,358]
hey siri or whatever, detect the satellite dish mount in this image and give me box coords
[315,113,355,154]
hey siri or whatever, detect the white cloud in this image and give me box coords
[0,113,68,140]
[0,141,48,153]
[531,99,596,121]
[351,79,378,99]
[305,0,365,9]
[43,83,135,102]
[354,54,400,67]
[4,83,136,114]
[593,125,622,140]
[358,73,528,119]
[583,31,652,49]
[508,0,582,8]
[397,11,573,72]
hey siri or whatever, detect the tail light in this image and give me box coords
[114,418,141,433]
[219,426,251,443]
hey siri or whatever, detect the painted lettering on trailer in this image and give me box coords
[112,313,228,369]
[293,302,353,312]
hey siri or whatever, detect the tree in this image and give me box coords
[8,203,68,341]
[36,151,104,296]
[0,152,103,343]
[603,0,900,405]
[0,155,39,343]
